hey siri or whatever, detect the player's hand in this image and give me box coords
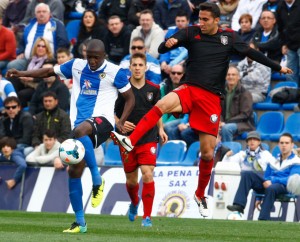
[159,129,168,144]
[116,120,127,134]
[165,38,178,48]
[6,69,20,78]
[123,121,135,133]
[279,66,293,75]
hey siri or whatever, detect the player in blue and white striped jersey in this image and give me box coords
[6,39,135,233]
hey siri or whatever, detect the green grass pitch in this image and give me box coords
[0,210,300,242]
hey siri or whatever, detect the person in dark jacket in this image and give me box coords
[127,0,156,28]
[220,65,255,142]
[0,137,27,189]
[28,59,70,115]
[31,91,71,147]
[98,0,131,24]
[0,96,33,148]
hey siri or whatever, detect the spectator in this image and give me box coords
[73,9,107,58]
[0,75,17,113]
[119,37,161,84]
[0,96,34,152]
[6,3,69,71]
[28,59,70,115]
[10,37,54,108]
[31,91,71,148]
[0,13,17,74]
[0,0,9,18]
[56,48,73,91]
[236,13,256,43]
[127,0,156,28]
[227,133,300,220]
[262,0,282,13]
[231,0,267,31]
[276,0,300,85]
[98,0,131,25]
[160,64,184,123]
[252,10,282,64]
[130,9,165,59]
[2,0,29,28]
[220,65,254,142]
[103,15,131,65]
[78,39,89,60]
[26,129,63,168]
[21,0,65,25]
[153,0,191,30]
[0,136,27,189]
[160,11,189,78]
[237,42,271,103]
[217,0,239,28]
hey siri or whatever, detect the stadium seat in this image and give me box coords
[156,140,187,166]
[181,141,200,166]
[65,19,81,42]
[271,72,286,81]
[261,142,270,151]
[222,141,242,155]
[269,113,300,141]
[104,141,122,166]
[253,81,298,111]
[256,111,284,140]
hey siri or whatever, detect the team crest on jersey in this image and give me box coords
[147,92,154,101]
[210,114,218,123]
[99,73,106,79]
[220,35,228,45]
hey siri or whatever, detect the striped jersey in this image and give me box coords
[54,59,131,128]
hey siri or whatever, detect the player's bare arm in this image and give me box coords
[6,67,55,79]
[117,88,135,133]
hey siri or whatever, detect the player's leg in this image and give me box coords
[63,161,87,233]
[194,133,215,217]
[111,90,183,152]
[125,170,140,221]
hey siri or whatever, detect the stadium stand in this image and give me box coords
[256,111,284,140]
[104,140,122,166]
[222,141,242,155]
[181,141,200,166]
[156,140,187,166]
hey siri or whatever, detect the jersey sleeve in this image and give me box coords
[114,68,131,93]
[53,59,75,80]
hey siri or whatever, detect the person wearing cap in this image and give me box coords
[226,132,300,220]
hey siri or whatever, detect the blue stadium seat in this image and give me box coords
[222,141,242,155]
[256,111,284,140]
[65,12,83,20]
[271,72,286,81]
[181,141,200,166]
[156,140,187,166]
[65,19,81,42]
[261,142,270,151]
[253,81,298,111]
[269,113,300,141]
[282,103,298,110]
[104,141,122,166]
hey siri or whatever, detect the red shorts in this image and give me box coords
[120,142,157,173]
[172,84,221,137]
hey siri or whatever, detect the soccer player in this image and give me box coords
[113,53,167,227]
[6,39,135,233]
[110,2,292,218]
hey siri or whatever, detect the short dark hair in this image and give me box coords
[4,96,21,106]
[130,53,147,65]
[0,137,17,150]
[140,9,153,17]
[280,133,293,143]
[199,2,220,18]
[42,91,58,100]
[175,10,190,20]
[43,129,57,139]
[132,36,145,44]
[56,47,71,56]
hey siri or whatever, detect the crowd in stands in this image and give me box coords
[0,0,300,209]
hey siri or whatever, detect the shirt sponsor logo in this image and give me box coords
[220,35,228,45]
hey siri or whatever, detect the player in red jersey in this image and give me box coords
[111,2,292,217]
[113,53,167,227]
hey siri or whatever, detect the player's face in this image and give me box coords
[43,96,58,111]
[199,10,219,35]
[175,16,189,29]
[129,57,147,80]
[43,135,56,150]
[86,50,105,71]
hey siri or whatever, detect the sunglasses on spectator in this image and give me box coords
[131,46,144,50]
[171,72,183,75]
[5,105,18,110]
[37,44,46,48]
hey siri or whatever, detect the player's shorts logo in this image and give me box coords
[210,114,218,123]
[220,35,228,45]
[147,92,154,101]
[150,146,156,154]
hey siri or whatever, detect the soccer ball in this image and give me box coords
[227,211,243,220]
[59,139,85,165]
